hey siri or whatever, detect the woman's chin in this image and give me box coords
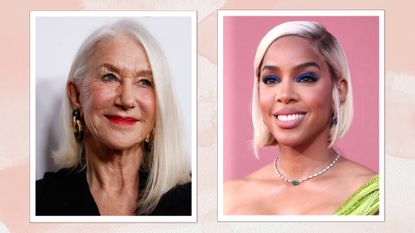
[86,130,146,152]
[109,141,143,152]
[274,136,310,149]
[94,137,144,152]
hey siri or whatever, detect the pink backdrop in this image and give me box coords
[222,16,380,181]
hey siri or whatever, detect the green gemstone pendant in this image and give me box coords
[291,180,300,186]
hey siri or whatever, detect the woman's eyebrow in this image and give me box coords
[97,63,120,73]
[293,61,321,70]
[262,65,279,71]
[97,63,153,77]
[136,70,153,78]
[262,62,320,71]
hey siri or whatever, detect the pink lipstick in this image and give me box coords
[273,109,306,129]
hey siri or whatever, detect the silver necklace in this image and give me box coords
[273,153,341,186]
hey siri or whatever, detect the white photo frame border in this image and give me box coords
[30,10,197,223]
[217,9,385,222]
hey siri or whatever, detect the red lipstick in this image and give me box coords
[105,115,137,126]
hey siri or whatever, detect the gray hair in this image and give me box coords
[53,20,191,214]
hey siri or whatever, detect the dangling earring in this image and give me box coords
[331,112,338,126]
[144,129,154,152]
[72,109,83,142]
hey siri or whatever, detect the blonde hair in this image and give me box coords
[252,21,353,157]
[53,20,191,214]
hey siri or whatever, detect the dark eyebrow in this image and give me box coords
[261,62,320,72]
[262,65,279,71]
[97,63,153,78]
[293,62,321,71]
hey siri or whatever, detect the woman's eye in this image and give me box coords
[102,73,118,82]
[138,78,153,87]
[262,75,281,84]
[295,72,318,83]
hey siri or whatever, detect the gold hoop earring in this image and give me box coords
[72,109,83,142]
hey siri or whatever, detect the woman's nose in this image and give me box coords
[116,81,136,109]
[274,81,298,104]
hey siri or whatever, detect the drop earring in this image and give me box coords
[144,129,154,152]
[331,112,338,126]
[72,109,83,142]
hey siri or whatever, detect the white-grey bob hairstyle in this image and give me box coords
[252,21,354,157]
[53,20,191,214]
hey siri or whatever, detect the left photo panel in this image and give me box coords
[30,11,197,222]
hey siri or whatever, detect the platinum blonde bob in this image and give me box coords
[53,20,191,214]
[252,21,354,157]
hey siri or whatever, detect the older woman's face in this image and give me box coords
[72,35,156,151]
[258,36,333,148]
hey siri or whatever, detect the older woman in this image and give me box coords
[36,20,191,216]
[224,21,379,215]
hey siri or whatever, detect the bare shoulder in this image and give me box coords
[223,163,274,214]
[223,172,263,206]
[224,163,273,190]
[337,157,376,175]
[223,178,249,214]
[335,156,377,190]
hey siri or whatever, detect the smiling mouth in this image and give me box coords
[105,115,138,125]
[276,113,306,122]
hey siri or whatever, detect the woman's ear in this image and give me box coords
[338,79,348,103]
[67,81,81,109]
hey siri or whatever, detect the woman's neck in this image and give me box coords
[276,142,338,180]
[83,142,144,215]
[85,143,143,192]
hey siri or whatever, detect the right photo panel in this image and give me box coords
[218,10,384,221]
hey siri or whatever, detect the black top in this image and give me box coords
[36,168,191,216]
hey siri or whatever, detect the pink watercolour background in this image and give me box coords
[223,16,379,181]
[1,0,415,232]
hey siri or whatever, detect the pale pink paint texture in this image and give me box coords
[223,16,380,181]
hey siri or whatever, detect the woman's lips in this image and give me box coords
[273,113,306,129]
[105,115,138,126]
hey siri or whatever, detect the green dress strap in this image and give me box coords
[335,175,379,215]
